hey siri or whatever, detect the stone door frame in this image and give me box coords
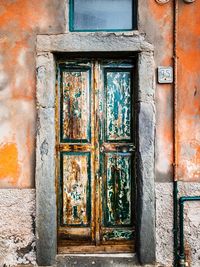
[35,32,156,266]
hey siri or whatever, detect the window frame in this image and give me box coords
[69,0,137,32]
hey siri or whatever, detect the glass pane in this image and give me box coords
[72,0,133,31]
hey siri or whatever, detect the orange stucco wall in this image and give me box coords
[0,0,199,188]
[139,1,174,182]
[0,0,65,187]
[177,1,200,181]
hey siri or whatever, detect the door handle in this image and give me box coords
[129,145,135,152]
[119,145,135,152]
[100,145,104,153]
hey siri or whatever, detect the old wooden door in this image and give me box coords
[56,59,135,253]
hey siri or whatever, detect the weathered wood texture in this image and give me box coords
[105,71,132,141]
[62,153,90,226]
[57,60,135,250]
[61,70,90,142]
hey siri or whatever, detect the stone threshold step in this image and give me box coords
[55,254,166,267]
[15,255,167,267]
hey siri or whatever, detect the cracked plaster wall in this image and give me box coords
[178,183,200,267]
[0,189,36,266]
[156,182,200,267]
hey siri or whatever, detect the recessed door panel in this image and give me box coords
[102,229,134,242]
[105,70,132,142]
[61,68,91,143]
[103,152,132,227]
[61,152,91,226]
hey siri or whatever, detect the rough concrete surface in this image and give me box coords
[36,32,153,53]
[1,184,198,267]
[155,183,173,267]
[35,44,57,265]
[55,254,165,267]
[178,183,200,267]
[36,52,56,109]
[0,189,36,266]
[137,101,156,264]
[36,51,56,266]
[156,182,200,267]
[35,107,57,266]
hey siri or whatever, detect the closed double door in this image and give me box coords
[56,59,136,252]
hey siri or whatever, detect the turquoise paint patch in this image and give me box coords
[104,153,132,227]
[103,229,134,241]
[105,69,132,141]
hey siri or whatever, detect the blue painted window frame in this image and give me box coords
[69,0,137,32]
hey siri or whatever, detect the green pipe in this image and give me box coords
[173,181,178,267]
[179,196,200,267]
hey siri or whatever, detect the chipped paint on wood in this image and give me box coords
[104,153,132,226]
[61,153,91,226]
[100,63,134,243]
[105,70,132,141]
[61,70,90,142]
[102,229,134,241]
[57,60,135,248]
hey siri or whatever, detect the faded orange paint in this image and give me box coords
[143,1,174,182]
[146,0,200,182]
[177,1,200,181]
[0,0,199,188]
[0,0,65,188]
[0,143,20,185]
[148,1,171,21]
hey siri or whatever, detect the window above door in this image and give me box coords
[69,0,137,32]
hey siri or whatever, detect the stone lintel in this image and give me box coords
[36,32,153,53]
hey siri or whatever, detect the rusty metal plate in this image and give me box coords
[105,69,132,142]
[61,69,91,142]
[61,152,91,226]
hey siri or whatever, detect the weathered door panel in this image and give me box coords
[60,152,91,226]
[103,152,132,227]
[57,59,135,250]
[99,63,135,243]
[58,63,94,243]
[105,69,132,142]
[60,68,91,143]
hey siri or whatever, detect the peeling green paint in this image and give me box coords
[104,153,132,226]
[58,60,135,244]
[105,70,132,141]
[103,229,134,241]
